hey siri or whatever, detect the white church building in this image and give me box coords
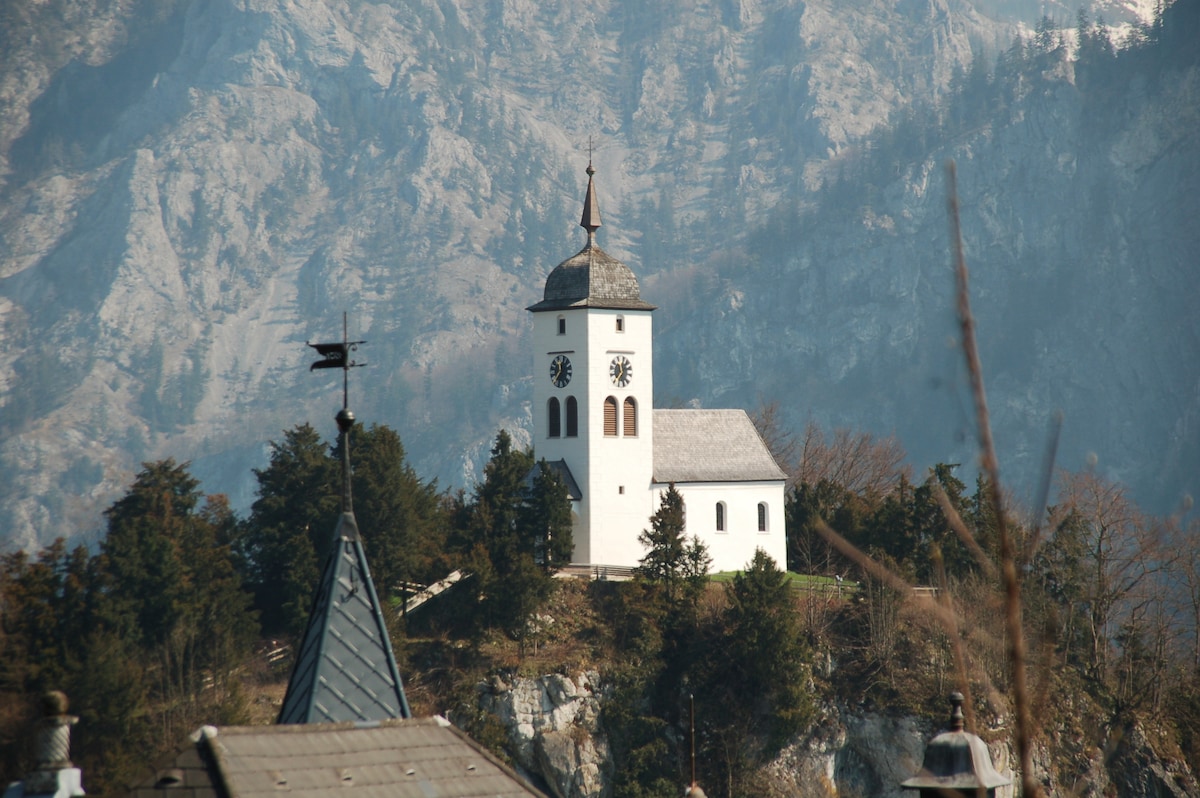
[526,163,787,573]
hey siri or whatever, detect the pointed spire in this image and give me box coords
[280,318,411,724]
[580,158,602,240]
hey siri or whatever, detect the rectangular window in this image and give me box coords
[557,316,566,334]
[615,316,624,332]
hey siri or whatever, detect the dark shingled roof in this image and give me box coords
[525,459,583,501]
[528,163,656,313]
[126,719,550,798]
[277,511,411,725]
[652,409,787,484]
[527,241,657,312]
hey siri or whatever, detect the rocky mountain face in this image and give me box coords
[0,0,1191,550]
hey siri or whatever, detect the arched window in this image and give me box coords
[604,397,618,436]
[566,397,579,437]
[622,397,637,436]
[716,502,726,532]
[548,398,561,438]
[758,502,769,532]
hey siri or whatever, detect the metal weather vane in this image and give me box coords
[307,311,366,513]
[307,311,366,411]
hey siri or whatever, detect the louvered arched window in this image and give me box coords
[716,502,726,532]
[566,397,579,437]
[548,398,561,438]
[758,502,769,532]
[622,397,637,436]
[604,397,618,436]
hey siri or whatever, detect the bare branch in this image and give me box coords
[946,160,1041,798]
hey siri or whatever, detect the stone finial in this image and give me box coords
[948,690,965,732]
[21,691,85,798]
[35,691,77,771]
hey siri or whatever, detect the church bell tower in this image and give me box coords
[527,162,656,566]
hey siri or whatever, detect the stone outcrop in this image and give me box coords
[476,671,612,798]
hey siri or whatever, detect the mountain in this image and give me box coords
[0,0,1193,551]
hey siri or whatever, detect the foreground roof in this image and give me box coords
[652,409,787,484]
[277,511,411,724]
[127,719,549,798]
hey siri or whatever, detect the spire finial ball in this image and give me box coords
[336,408,356,434]
[948,691,965,731]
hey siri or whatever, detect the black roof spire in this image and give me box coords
[580,152,602,240]
[279,314,411,723]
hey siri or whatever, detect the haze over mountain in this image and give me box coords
[0,0,1194,551]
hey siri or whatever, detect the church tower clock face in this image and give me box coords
[550,355,572,388]
[609,355,632,387]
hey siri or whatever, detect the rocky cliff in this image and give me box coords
[0,0,1192,550]
[474,672,1195,798]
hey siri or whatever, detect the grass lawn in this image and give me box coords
[708,571,859,593]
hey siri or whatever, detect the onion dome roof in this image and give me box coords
[528,163,655,313]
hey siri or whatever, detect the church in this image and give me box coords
[527,163,788,574]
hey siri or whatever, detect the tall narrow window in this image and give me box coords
[758,502,768,532]
[548,398,561,438]
[622,397,637,436]
[604,397,618,436]
[566,397,579,437]
[615,315,624,332]
[716,502,726,532]
[557,316,566,335]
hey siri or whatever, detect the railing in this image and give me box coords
[554,564,637,581]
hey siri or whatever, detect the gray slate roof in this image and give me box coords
[277,512,411,724]
[652,409,787,484]
[126,719,549,798]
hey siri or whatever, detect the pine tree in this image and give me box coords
[241,424,338,634]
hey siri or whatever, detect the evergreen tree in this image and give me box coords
[635,485,710,606]
[453,431,569,639]
[241,424,338,635]
[350,423,448,596]
[519,460,574,570]
[99,460,257,729]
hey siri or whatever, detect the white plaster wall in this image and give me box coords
[530,306,656,567]
[585,309,655,567]
[655,480,788,573]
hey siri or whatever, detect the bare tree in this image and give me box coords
[795,421,910,498]
[1177,517,1200,673]
[1055,470,1172,684]
[749,400,799,483]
